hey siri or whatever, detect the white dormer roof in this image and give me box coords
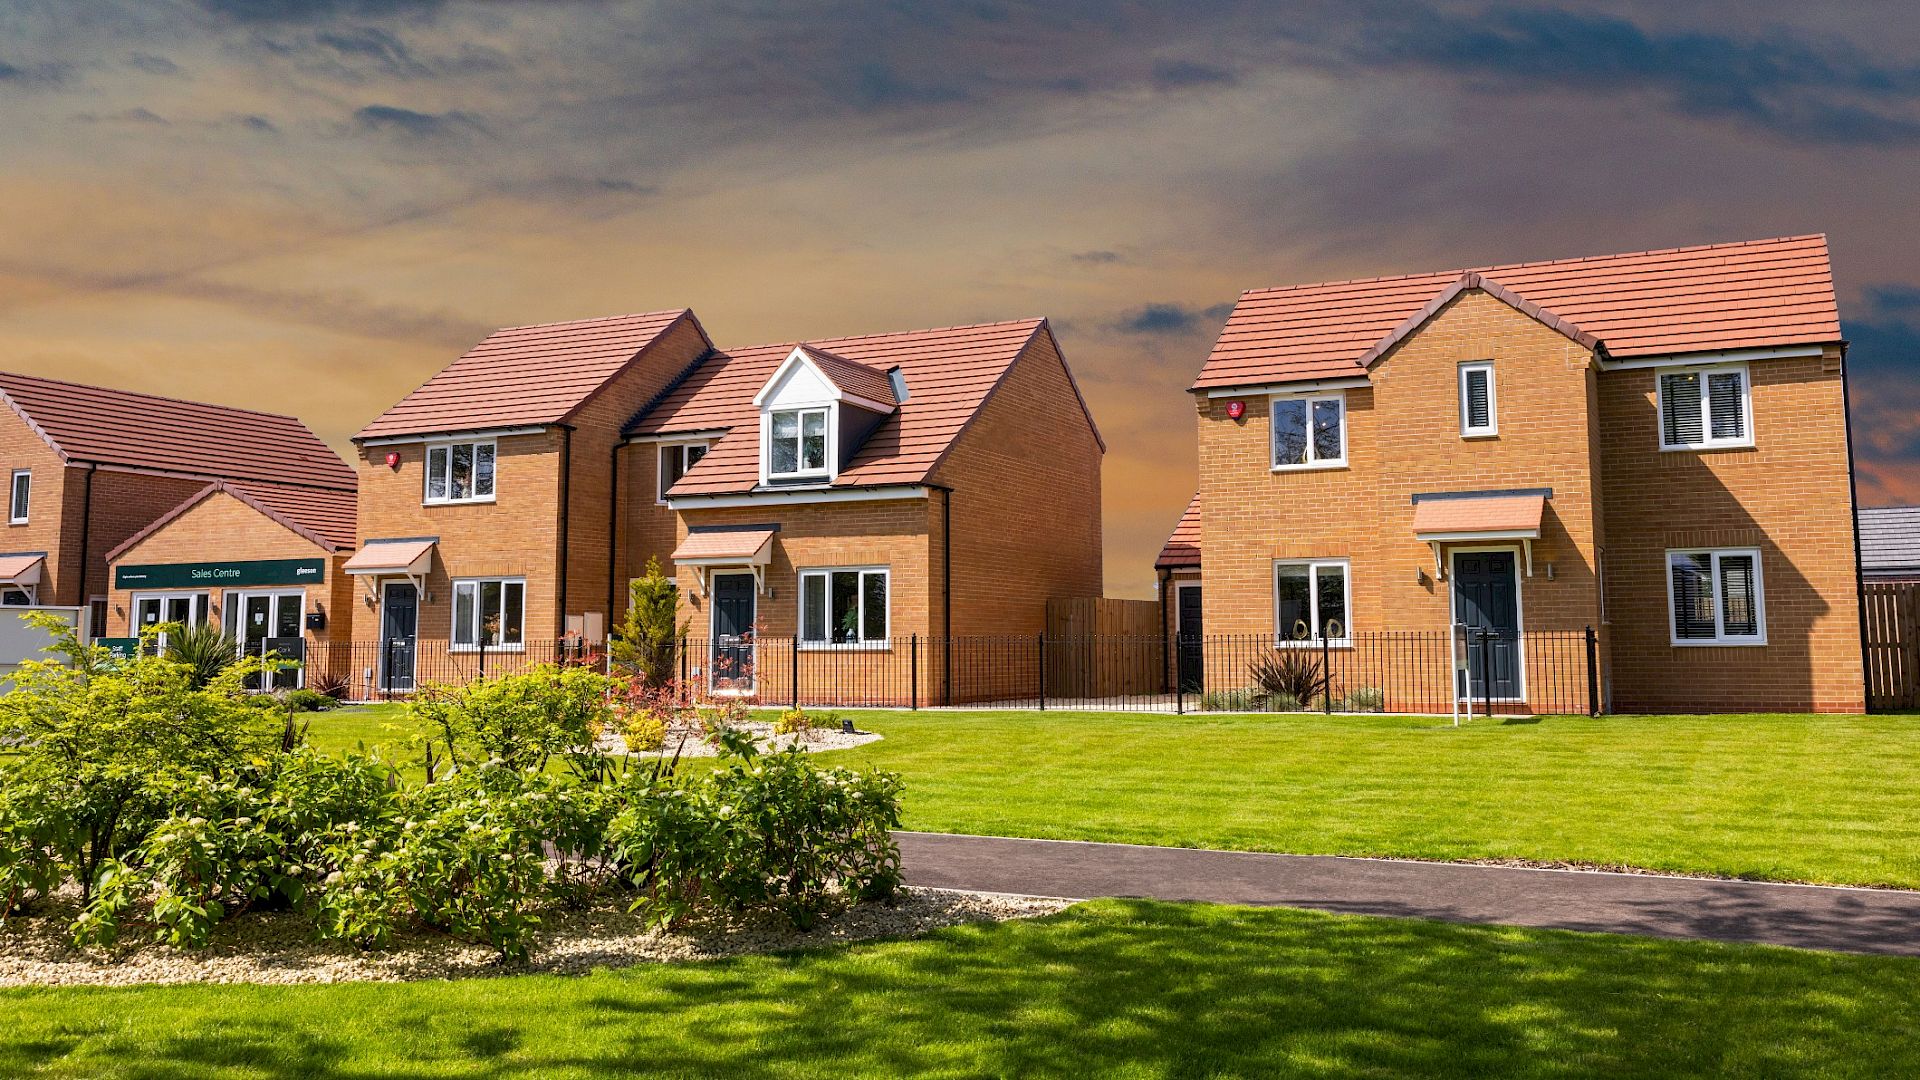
[753,346,899,414]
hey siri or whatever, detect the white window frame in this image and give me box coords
[449,576,527,652]
[1269,391,1347,471]
[132,591,211,632]
[1657,364,1753,451]
[1272,558,1351,647]
[1458,362,1497,438]
[1665,547,1766,647]
[423,439,498,505]
[8,469,28,524]
[656,442,710,503]
[765,406,833,482]
[797,566,890,649]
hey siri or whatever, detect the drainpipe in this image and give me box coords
[75,464,95,611]
[555,425,574,639]
[939,484,953,704]
[1840,339,1868,707]
[607,438,624,628]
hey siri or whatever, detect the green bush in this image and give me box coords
[284,688,337,713]
[409,665,616,777]
[1342,687,1386,713]
[610,557,686,687]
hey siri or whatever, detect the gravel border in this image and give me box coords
[597,719,882,758]
[0,887,1071,988]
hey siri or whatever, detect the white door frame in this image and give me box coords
[1446,545,1527,704]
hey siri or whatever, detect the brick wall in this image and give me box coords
[1195,290,1603,707]
[935,328,1105,637]
[105,489,351,646]
[84,469,214,605]
[0,408,74,602]
[1597,347,1863,713]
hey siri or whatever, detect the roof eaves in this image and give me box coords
[0,389,71,465]
[1355,272,1604,370]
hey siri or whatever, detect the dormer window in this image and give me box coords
[769,408,829,478]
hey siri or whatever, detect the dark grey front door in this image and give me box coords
[1176,585,1204,693]
[710,572,756,692]
[1454,550,1520,700]
[382,581,418,693]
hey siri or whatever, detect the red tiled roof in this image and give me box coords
[105,479,357,563]
[671,526,777,563]
[356,310,704,440]
[344,537,436,575]
[1195,234,1841,390]
[1156,494,1201,570]
[1411,494,1546,537]
[632,319,1067,496]
[799,346,899,408]
[0,372,354,490]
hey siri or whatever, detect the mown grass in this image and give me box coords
[306,705,1920,888]
[7,899,1920,1078]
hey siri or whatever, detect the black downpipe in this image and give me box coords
[943,486,953,705]
[556,425,574,639]
[1840,340,1870,707]
[75,465,95,611]
[1158,568,1171,694]
[606,439,623,627]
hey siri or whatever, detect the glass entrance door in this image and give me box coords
[231,590,305,690]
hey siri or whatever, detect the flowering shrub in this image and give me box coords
[409,664,615,777]
[773,707,813,737]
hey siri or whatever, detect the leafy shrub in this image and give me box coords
[1198,687,1259,712]
[610,558,686,687]
[284,688,337,713]
[161,621,243,689]
[1342,687,1386,713]
[612,740,902,930]
[773,707,813,737]
[409,665,616,776]
[1249,650,1327,709]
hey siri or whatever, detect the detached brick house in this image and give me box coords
[0,372,355,641]
[1168,234,1863,714]
[349,310,1103,699]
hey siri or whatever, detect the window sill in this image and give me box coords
[448,644,526,654]
[1659,442,1754,453]
[1273,638,1353,650]
[1460,430,1499,440]
[1670,638,1766,648]
[798,642,892,652]
[6,520,26,526]
[1270,462,1348,473]
[423,497,498,507]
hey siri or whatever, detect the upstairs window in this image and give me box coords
[1659,365,1751,450]
[657,442,709,502]
[1667,548,1765,646]
[799,567,889,646]
[8,469,27,524]
[1274,559,1350,645]
[769,408,829,479]
[1459,362,1497,437]
[425,440,496,504]
[1271,393,1346,470]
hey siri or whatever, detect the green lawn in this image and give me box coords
[6,900,1918,1077]
[305,706,1920,889]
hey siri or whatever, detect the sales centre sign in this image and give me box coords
[114,558,326,591]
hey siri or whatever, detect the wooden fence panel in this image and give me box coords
[1045,598,1164,697]
[1864,582,1920,711]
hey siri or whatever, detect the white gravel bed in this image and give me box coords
[596,719,882,758]
[0,887,1071,988]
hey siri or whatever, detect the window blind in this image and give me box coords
[1662,372,1704,446]
[1669,553,1717,639]
[1718,553,1758,636]
[1708,371,1745,440]
[1463,368,1492,430]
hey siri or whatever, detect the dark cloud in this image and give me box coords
[1338,6,1920,145]
[305,25,510,80]
[193,0,445,25]
[850,62,970,109]
[1151,59,1236,90]
[74,107,169,125]
[127,52,181,76]
[1114,301,1236,336]
[234,113,280,134]
[0,56,69,87]
[351,103,485,138]
[1073,251,1125,265]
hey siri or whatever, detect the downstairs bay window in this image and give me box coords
[452,577,525,649]
[1667,548,1765,646]
[1274,559,1350,645]
[799,567,888,647]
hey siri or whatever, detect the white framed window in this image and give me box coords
[424,440,497,505]
[451,577,526,649]
[798,567,889,647]
[1459,362,1497,437]
[1273,559,1350,645]
[8,469,28,524]
[657,442,709,503]
[133,592,210,631]
[1666,548,1765,646]
[1658,365,1751,450]
[1271,393,1346,470]
[768,407,830,480]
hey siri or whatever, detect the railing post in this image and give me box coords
[1322,632,1332,713]
[791,634,800,707]
[1175,641,1185,715]
[1585,625,1600,717]
[911,635,919,710]
[1038,633,1047,711]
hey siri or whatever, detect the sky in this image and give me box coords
[1,0,1917,597]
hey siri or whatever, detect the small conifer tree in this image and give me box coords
[612,556,686,687]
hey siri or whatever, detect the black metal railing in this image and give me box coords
[302,629,1600,716]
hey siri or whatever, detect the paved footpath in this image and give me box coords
[899,832,1920,957]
